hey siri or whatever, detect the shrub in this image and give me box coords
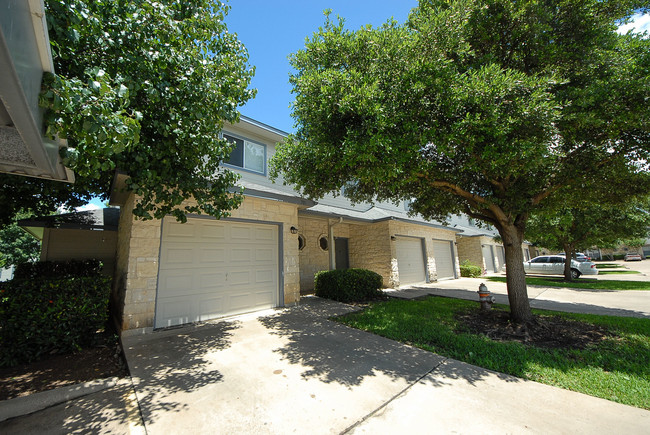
[0,275,111,367]
[13,259,103,280]
[315,268,384,303]
[460,260,483,278]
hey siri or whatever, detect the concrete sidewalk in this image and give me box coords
[389,277,650,318]
[4,296,648,433]
[120,297,649,434]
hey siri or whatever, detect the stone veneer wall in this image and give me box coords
[297,217,460,291]
[114,194,300,331]
[388,220,459,287]
[348,221,392,287]
[297,217,393,290]
[456,236,483,271]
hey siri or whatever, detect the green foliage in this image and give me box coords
[336,297,650,410]
[13,259,103,280]
[314,269,384,303]
[459,260,483,278]
[271,0,650,321]
[6,0,256,223]
[0,275,111,367]
[526,200,650,254]
[0,215,40,268]
[0,176,92,228]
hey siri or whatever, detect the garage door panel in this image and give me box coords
[157,297,192,327]
[200,223,225,239]
[199,248,226,264]
[162,247,195,266]
[256,247,275,262]
[231,225,252,239]
[255,227,276,241]
[396,237,426,286]
[165,221,197,238]
[156,218,279,328]
[198,297,225,321]
[231,248,253,262]
[255,269,274,284]
[432,240,455,280]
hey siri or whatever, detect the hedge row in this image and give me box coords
[315,269,384,303]
[0,275,111,367]
[459,261,483,278]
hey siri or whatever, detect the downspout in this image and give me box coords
[328,217,344,270]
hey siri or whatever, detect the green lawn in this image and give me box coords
[335,297,650,410]
[595,263,625,269]
[598,270,641,275]
[487,276,650,291]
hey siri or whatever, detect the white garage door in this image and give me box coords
[496,246,506,271]
[396,237,426,286]
[155,218,279,328]
[432,240,455,280]
[482,244,496,273]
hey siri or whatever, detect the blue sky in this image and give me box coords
[225,0,418,133]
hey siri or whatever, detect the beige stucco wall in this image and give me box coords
[41,228,117,275]
[114,194,300,331]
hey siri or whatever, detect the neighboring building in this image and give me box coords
[109,116,462,333]
[19,208,120,275]
[449,215,536,273]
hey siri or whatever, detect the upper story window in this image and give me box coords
[223,133,266,174]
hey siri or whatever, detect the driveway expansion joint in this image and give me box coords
[339,357,449,434]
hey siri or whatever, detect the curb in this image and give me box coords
[0,376,128,422]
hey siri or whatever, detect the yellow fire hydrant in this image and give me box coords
[477,283,496,311]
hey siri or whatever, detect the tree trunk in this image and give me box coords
[500,224,533,323]
[563,243,575,281]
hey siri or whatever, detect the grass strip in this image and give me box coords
[595,263,625,269]
[487,276,650,291]
[335,297,650,410]
[597,270,641,275]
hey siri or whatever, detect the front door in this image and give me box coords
[335,237,349,270]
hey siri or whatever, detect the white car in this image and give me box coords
[524,255,599,279]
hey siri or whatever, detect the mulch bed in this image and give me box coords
[456,308,614,349]
[0,333,129,401]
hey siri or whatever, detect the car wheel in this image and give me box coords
[570,268,581,280]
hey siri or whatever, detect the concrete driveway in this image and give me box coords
[122,297,650,434]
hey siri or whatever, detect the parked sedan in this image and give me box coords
[624,253,643,261]
[524,255,599,279]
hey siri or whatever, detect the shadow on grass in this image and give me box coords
[337,296,650,409]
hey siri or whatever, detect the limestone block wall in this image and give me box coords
[388,220,459,286]
[115,194,300,331]
[348,221,392,287]
[297,217,393,290]
[112,193,162,331]
[297,216,330,291]
[456,236,483,270]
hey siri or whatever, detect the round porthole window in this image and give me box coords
[318,235,329,251]
[298,235,306,251]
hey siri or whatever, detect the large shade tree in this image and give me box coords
[271,0,650,323]
[0,0,255,226]
[526,200,650,280]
